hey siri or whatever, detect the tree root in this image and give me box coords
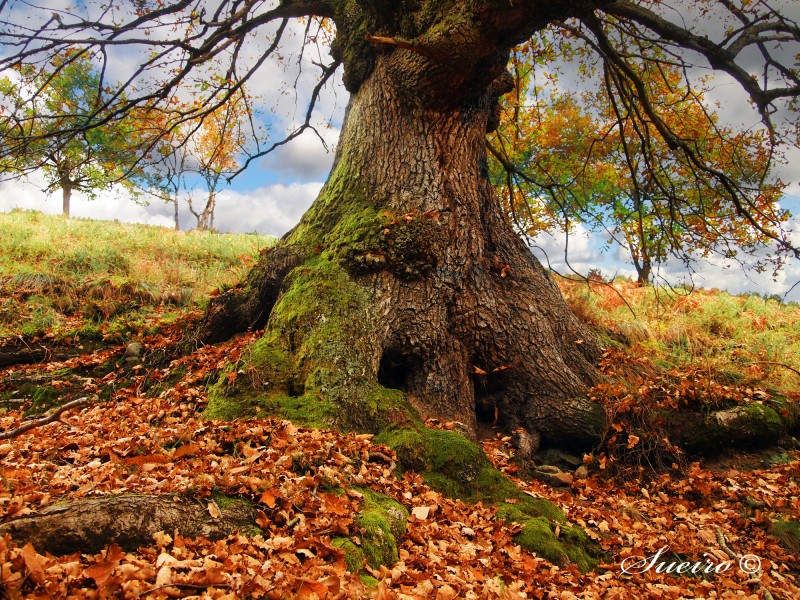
[0,396,95,440]
[0,494,259,556]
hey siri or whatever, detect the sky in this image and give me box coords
[1,1,799,301]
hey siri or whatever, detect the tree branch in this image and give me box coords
[0,396,95,440]
[601,0,800,111]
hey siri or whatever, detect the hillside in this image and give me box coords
[0,210,798,599]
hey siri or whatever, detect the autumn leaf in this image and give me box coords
[297,578,330,598]
[207,500,222,518]
[21,543,46,585]
[260,489,278,508]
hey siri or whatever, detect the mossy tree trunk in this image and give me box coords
[200,0,606,447]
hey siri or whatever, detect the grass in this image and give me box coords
[0,209,276,339]
[559,277,800,397]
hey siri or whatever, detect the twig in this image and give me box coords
[139,582,230,597]
[715,526,737,560]
[0,396,94,440]
[365,34,432,57]
[730,360,800,380]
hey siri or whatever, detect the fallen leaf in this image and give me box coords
[412,506,431,520]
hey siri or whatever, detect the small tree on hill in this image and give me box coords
[185,88,251,231]
[0,50,148,216]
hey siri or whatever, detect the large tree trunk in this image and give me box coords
[199,2,606,448]
[200,75,604,446]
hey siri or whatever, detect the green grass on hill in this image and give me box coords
[560,278,800,395]
[0,209,275,340]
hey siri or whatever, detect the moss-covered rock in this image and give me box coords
[331,536,366,573]
[375,424,601,572]
[356,488,408,568]
[513,518,599,572]
[672,401,791,454]
[333,488,409,573]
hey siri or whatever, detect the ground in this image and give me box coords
[0,212,798,598]
[0,316,798,598]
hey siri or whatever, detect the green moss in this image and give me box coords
[248,340,294,392]
[209,492,263,537]
[741,402,784,439]
[514,518,569,565]
[359,573,380,588]
[332,537,366,572]
[512,518,598,571]
[772,520,800,553]
[204,377,252,420]
[331,488,408,574]
[211,491,246,509]
[330,0,376,91]
[26,386,60,416]
[375,424,600,572]
[354,487,409,569]
[205,254,420,431]
[495,496,565,526]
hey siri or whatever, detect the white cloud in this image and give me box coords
[211,183,321,236]
[0,175,322,238]
[266,124,339,182]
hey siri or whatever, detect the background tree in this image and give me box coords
[0,50,149,216]
[0,0,798,449]
[185,87,252,231]
[490,45,790,285]
[133,103,193,231]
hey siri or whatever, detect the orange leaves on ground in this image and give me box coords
[1,323,799,598]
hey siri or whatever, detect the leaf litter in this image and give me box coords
[0,317,798,599]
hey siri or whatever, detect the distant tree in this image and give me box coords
[136,105,192,231]
[0,50,148,216]
[490,49,789,285]
[185,88,252,231]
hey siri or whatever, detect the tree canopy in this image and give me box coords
[0,50,149,216]
[489,50,790,284]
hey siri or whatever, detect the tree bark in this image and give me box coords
[0,495,258,556]
[199,1,607,448]
[173,196,180,231]
[61,177,72,217]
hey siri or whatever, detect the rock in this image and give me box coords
[574,465,589,480]
[536,464,562,474]
[554,450,582,467]
[537,448,582,468]
[551,472,574,487]
[123,342,143,363]
[532,467,574,487]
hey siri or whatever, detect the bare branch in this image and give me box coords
[0,396,94,441]
[601,1,800,112]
